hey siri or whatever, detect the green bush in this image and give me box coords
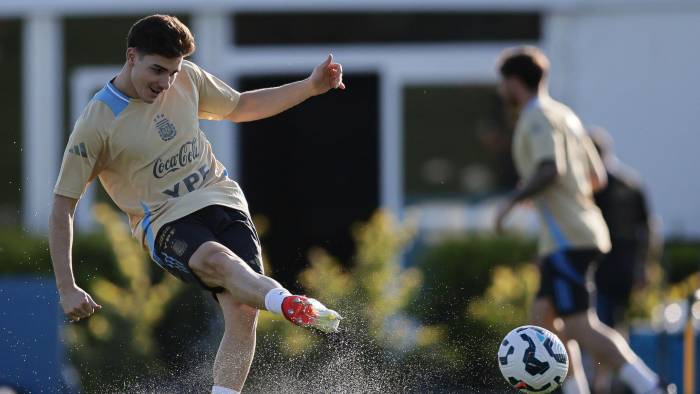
[0,228,122,281]
[663,239,700,284]
[408,233,538,389]
[412,233,537,323]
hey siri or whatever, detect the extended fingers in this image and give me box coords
[328,62,342,73]
[328,64,345,89]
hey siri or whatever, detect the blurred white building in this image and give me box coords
[1,0,698,238]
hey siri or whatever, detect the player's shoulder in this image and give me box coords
[77,91,121,133]
[537,97,587,135]
[90,82,132,121]
[542,97,584,125]
[180,59,198,75]
[542,96,571,112]
[180,59,204,80]
[536,96,574,121]
[179,59,210,91]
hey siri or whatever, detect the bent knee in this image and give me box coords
[189,242,260,290]
[190,242,236,274]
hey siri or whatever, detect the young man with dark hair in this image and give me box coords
[494,46,667,394]
[49,14,344,394]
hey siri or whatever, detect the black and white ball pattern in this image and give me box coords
[497,325,569,393]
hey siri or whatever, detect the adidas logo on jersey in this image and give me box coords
[68,142,87,158]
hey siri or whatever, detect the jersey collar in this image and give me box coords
[106,80,131,104]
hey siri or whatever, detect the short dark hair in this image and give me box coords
[498,46,549,91]
[127,14,195,58]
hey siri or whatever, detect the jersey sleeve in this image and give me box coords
[527,112,566,172]
[187,61,241,121]
[53,109,106,199]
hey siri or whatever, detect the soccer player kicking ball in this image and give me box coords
[49,15,342,394]
[494,46,667,394]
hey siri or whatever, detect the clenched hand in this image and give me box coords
[59,285,102,323]
[309,54,345,96]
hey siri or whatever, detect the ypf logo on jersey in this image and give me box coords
[154,113,177,141]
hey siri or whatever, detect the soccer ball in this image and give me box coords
[497,325,569,393]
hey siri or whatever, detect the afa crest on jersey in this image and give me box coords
[154,113,177,141]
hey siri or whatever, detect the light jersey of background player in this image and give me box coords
[511,96,611,258]
[55,60,249,261]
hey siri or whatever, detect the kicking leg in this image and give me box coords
[189,241,281,309]
[189,241,341,331]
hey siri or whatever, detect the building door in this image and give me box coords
[238,73,379,288]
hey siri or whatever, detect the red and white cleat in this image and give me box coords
[282,295,342,333]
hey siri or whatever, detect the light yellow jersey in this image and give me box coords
[512,96,611,256]
[54,60,248,258]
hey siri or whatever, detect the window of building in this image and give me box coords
[403,84,517,204]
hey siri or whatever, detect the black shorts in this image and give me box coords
[537,248,601,316]
[152,205,264,293]
[594,240,640,325]
[595,240,639,300]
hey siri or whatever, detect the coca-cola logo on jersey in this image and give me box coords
[152,137,202,178]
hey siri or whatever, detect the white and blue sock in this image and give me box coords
[264,288,291,315]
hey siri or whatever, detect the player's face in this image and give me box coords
[498,77,519,107]
[129,51,183,103]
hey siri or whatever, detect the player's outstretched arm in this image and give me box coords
[49,194,101,322]
[226,54,345,123]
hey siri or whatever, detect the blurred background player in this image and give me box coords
[589,126,654,330]
[493,46,667,394]
[589,126,656,393]
[49,15,343,394]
